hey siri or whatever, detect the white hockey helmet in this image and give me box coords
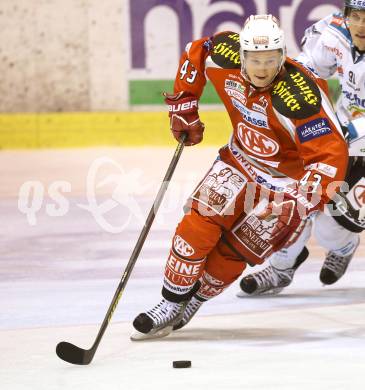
[344,0,365,16]
[239,15,286,85]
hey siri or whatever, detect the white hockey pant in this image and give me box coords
[270,212,359,270]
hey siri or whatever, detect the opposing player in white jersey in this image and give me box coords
[238,0,365,296]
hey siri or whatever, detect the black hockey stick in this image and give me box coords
[56,135,187,365]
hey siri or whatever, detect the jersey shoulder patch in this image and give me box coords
[210,31,241,69]
[271,62,322,120]
[330,12,344,27]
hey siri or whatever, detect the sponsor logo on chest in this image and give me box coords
[324,45,343,59]
[230,148,284,191]
[237,122,279,157]
[228,73,241,80]
[252,103,267,115]
[231,98,269,129]
[296,118,332,143]
[343,91,365,108]
[225,88,247,105]
[225,79,245,93]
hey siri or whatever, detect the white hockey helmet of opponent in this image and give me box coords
[344,0,365,16]
[239,14,286,87]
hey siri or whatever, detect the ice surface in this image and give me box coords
[1,148,364,390]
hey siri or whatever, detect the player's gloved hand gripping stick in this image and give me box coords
[56,134,187,365]
[164,91,205,146]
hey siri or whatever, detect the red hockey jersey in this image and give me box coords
[173,31,348,207]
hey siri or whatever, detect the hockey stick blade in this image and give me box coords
[56,341,94,365]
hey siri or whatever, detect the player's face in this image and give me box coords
[348,10,365,50]
[244,50,282,88]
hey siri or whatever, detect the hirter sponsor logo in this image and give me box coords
[237,122,279,157]
[173,235,195,257]
[296,118,332,143]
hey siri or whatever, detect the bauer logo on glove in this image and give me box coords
[164,91,205,146]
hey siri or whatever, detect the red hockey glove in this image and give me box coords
[258,199,306,255]
[258,188,320,256]
[164,91,204,146]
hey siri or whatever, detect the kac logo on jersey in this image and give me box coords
[173,235,195,257]
[296,118,332,143]
[237,122,279,157]
[231,99,269,128]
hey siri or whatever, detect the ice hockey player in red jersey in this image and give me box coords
[130,14,349,340]
[238,0,365,297]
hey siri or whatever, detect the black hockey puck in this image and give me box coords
[173,360,191,368]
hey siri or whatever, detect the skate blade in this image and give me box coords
[130,326,173,341]
[236,287,284,298]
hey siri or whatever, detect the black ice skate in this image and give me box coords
[237,265,295,296]
[173,296,204,331]
[237,247,309,296]
[320,247,358,285]
[130,299,186,341]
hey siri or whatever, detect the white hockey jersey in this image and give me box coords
[297,13,365,128]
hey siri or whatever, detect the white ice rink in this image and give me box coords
[1,148,364,390]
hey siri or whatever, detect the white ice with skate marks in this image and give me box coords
[1,148,365,390]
